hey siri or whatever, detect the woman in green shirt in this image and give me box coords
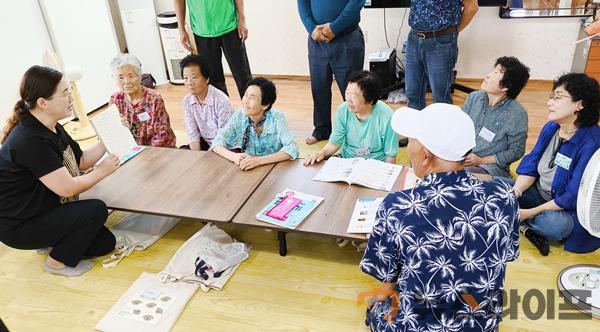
[305,70,399,165]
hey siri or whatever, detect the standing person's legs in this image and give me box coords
[330,28,365,100]
[199,136,210,151]
[178,137,210,151]
[423,32,458,105]
[4,199,115,267]
[220,29,252,100]
[308,37,334,141]
[194,34,229,96]
[404,32,428,110]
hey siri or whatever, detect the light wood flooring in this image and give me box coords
[1,77,599,331]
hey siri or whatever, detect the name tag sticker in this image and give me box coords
[137,112,151,122]
[478,127,496,142]
[554,153,572,170]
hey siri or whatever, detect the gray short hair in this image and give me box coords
[110,53,142,76]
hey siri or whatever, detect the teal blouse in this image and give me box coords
[212,108,299,159]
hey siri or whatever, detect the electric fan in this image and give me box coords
[42,50,96,141]
[557,148,600,319]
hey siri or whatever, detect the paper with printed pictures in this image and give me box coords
[95,272,198,332]
[347,197,384,234]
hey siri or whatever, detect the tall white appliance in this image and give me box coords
[157,12,191,84]
[118,0,168,85]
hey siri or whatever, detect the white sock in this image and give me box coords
[36,247,52,255]
[336,238,349,247]
[44,259,94,277]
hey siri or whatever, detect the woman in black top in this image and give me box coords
[0,66,120,276]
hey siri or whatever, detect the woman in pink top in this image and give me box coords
[108,53,176,148]
[180,54,234,151]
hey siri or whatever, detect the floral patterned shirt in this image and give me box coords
[109,86,176,148]
[360,171,520,332]
[211,108,299,159]
[409,0,463,32]
[182,85,234,145]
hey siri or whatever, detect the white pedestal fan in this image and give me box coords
[557,148,600,319]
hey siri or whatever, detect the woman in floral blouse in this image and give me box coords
[212,77,298,171]
[108,53,176,148]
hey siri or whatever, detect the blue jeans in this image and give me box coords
[494,177,574,241]
[405,31,458,110]
[308,28,365,140]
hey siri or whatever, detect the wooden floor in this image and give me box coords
[1,77,599,331]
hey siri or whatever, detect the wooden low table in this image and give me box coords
[82,147,275,222]
[232,159,410,256]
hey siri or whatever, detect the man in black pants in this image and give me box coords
[174,0,252,100]
[297,0,366,145]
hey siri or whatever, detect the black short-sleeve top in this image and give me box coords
[0,114,82,226]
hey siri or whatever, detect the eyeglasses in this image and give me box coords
[549,92,572,101]
[49,89,72,100]
[184,75,205,82]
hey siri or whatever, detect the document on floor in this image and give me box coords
[313,157,405,191]
[95,272,198,332]
[347,197,384,234]
[90,104,145,164]
[256,189,324,229]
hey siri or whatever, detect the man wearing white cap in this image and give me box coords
[359,103,520,332]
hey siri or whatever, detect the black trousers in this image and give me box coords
[194,29,252,100]
[308,28,365,140]
[179,136,210,151]
[0,199,115,267]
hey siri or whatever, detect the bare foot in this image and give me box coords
[305,136,319,145]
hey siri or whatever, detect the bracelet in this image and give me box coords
[513,188,522,198]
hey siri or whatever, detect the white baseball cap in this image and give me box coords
[391,103,476,161]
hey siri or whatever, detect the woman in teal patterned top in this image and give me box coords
[212,77,299,171]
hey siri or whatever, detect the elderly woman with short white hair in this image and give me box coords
[109,53,176,147]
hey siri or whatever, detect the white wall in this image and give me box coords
[152,1,583,80]
[39,0,121,114]
[455,8,581,79]
[0,1,54,127]
[363,7,582,80]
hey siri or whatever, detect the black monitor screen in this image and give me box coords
[365,0,506,8]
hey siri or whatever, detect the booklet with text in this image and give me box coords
[90,105,146,165]
[347,197,384,234]
[313,157,411,192]
[256,189,324,229]
[346,170,420,233]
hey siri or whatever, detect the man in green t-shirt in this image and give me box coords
[175,0,252,99]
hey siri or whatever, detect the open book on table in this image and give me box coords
[313,157,418,192]
[256,189,323,229]
[90,105,145,165]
